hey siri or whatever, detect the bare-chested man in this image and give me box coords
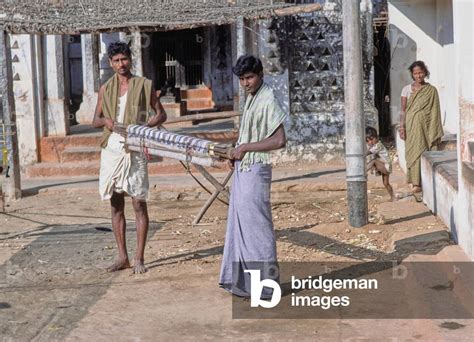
[92,42,167,273]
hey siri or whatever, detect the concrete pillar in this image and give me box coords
[361,0,374,102]
[343,0,368,227]
[44,35,69,136]
[10,34,40,168]
[76,34,99,124]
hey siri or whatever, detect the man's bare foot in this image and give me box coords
[412,186,422,193]
[106,258,130,272]
[132,259,148,274]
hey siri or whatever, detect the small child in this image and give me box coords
[366,126,395,201]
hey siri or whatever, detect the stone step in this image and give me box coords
[180,87,212,99]
[40,133,102,163]
[26,161,100,178]
[62,146,102,163]
[440,133,457,151]
[183,97,214,110]
[25,158,226,178]
[40,129,236,163]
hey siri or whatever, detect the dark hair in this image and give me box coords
[107,41,132,59]
[366,126,378,140]
[232,54,263,76]
[408,60,430,78]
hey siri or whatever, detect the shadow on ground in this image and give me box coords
[0,222,162,340]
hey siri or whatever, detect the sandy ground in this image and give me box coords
[1,166,473,341]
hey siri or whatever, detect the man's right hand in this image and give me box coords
[104,118,115,131]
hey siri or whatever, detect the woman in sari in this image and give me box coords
[399,61,443,193]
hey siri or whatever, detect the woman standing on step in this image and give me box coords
[399,61,443,194]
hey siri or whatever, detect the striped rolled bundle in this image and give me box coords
[125,125,233,167]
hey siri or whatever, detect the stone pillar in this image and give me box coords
[232,16,247,115]
[44,35,69,136]
[202,27,212,88]
[33,35,46,138]
[99,32,120,84]
[1,31,22,200]
[10,34,40,168]
[76,33,99,124]
[130,31,144,77]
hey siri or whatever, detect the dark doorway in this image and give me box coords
[151,29,204,89]
[374,24,392,138]
[66,34,82,126]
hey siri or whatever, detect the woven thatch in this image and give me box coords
[0,0,292,34]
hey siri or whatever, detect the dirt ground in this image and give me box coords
[1,180,473,341]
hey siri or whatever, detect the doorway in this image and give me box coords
[374,23,392,138]
[151,28,204,90]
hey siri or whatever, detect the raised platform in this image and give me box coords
[421,150,458,238]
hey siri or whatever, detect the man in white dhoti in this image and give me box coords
[92,42,167,274]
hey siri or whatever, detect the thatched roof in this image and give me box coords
[0,0,297,35]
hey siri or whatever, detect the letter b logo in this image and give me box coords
[244,269,282,308]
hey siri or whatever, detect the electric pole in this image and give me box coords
[342,0,368,227]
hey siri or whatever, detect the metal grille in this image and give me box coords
[154,29,203,88]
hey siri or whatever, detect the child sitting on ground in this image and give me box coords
[366,126,395,201]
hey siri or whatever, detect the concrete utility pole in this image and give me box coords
[342,0,368,227]
[0,30,22,201]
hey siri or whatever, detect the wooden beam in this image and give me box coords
[0,30,22,200]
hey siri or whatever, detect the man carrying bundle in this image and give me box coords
[219,55,287,297]
[92,41,167,274]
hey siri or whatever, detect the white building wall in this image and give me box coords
[390,0,473,259]
[453,0,474,259]
[388,0,457,135]
[389,0,458,176]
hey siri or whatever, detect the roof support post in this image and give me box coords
[1,30,22,201]
[232,16,247,126]
[44,34,69,136]
[343,0,368,227]
[76,33,99,124]
[130,31,144,77]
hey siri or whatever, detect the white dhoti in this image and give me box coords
[99,132,149,201]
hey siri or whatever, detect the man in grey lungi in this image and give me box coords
[219,55,287,297]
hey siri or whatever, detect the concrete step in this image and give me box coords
[26,161,100,178]
[180,87,212,99]
[183,97,214,110]
[62,146,102,163]
[440,133,457,151]
[25,158,228,178]
[40,133,102,163]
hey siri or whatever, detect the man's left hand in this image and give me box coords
[232,144,247,160]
